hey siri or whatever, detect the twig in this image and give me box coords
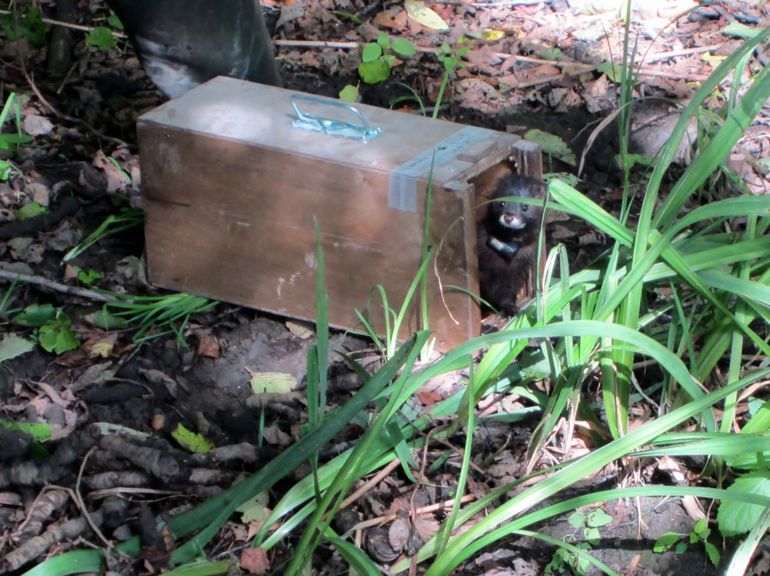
[644,43,722,63]
[274,39,439,54]
[0,269,120,303]
[75,447,114,550]
[637,68,709,82]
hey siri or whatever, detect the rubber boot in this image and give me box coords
[108,0,281,98]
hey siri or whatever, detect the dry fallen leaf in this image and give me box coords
[23,114,55,137]
[196,333,221,359]
[404,0,449,31]
[240,547,270,575]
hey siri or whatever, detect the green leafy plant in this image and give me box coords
[340,33,416,101]
[85,26,118,51]
[0,160,12,181]
[432,41,470,119]
[12,304,79,355]
[654,517,720,567]
[0,6,47,47]
[359,33,416,84]
[107,9,124,30]
[15,201,49,221]
[71,266,103,286]
[545,542,592,575]
[543,508,613,574]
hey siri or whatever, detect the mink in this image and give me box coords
[476,173,544,316]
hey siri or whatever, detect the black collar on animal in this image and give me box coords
[487,236,520,262]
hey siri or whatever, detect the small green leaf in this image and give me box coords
[525,128,577,166]
[361,43,383,63]
[12,304,57,327]
[339,84,360,102]
[77,268,103,285]
[0,419,52,442]
[704,541,720,567]
[358,59,391,84]
[171,423,214,454]
[0,334,35,363]
[586,509,613,528]
[597,60,623,83]
[84,309,129,330]
[107,10,124,30]
[16,201,48,221]
[567,512,585,529]
[675,541,688,554]
[86,27,118,51]
[0,133,33,152]
[38,321,79,354]
[722,21,761,39]
[584,526,600,545]
[391,38,416,57]
[653,532,680,552]
[376,33,390,48]
[0,160,12,181]
[692,517,709,538]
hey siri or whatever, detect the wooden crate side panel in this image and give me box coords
[139,124,427,331]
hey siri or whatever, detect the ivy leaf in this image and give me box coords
[359,59,391,84]
[339,84,359,102]
[586,509,613,528]
[86,27,118,51]
[38,321,79,355]
[391,38,416,58]
[361,43,383,63]
[653,532,680,553]
[524,128,577,166]
[567,512,585,529]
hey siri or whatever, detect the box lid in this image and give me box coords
[138,77,515,213]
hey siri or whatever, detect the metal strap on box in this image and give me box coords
[388,126,491,212]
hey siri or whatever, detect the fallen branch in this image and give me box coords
[0,269,119,304]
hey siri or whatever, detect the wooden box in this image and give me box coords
[137,77,541,350]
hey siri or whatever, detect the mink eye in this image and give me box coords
[522,205,528,211]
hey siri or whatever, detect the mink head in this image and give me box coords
[488,174,544,231]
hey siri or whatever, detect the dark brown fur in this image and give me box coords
[477,174,544,315]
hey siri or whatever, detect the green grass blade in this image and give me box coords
[426,367,770,574]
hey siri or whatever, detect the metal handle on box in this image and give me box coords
[290,94,381,142]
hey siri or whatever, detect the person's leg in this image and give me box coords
[108,0,280,98]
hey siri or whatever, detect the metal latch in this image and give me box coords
[290,94,381,142]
